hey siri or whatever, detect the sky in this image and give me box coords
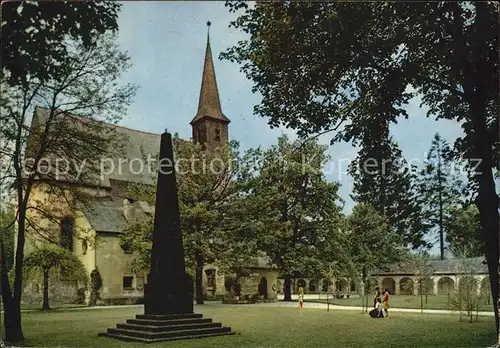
[115,1,467,251]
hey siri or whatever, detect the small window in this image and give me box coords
[214,128,221,142]
[60,217,74,251]
[121,243,132,254]
[82,240,88,255]
[123,276,134,289]
[205,269,216,288]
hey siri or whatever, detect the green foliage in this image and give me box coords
[75,288,86,305]
[0,1,135,341]
[24,245,87,283]
[0,203,16,271]
[245,135,346,283]
[445,204,484,257]
[414,252,436,311]
[122,137,260,303]
[89,268,102,306]
[2,1,122,87]
[346,203,407,274]
[349,136,427,249]
[223,3,498,335]
[222,3,498,156]
[449,254,483,323]
[224,276,241,297]
[24,244,88,309]
[416,133,468,256]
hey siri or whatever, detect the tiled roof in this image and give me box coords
[80,200,127,233]
[32,107,194,186]
[80,198,154,233]
[373,257,488,276]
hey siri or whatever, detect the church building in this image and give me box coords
[21,25,278,306]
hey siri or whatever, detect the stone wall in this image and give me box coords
[22,278,84,307]
[95,233,144,300]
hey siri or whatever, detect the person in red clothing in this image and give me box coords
[382,288,390,318]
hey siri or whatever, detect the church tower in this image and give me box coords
[190,22,230,150]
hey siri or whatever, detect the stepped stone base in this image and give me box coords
[99,313,234,343]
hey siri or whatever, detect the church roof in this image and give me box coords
[31,107,194,187]
[190,26,230,125]
[80,200,128,233]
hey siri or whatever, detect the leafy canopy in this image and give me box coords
[2,1,122,86]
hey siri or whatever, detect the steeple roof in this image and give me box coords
[190,22,230,125]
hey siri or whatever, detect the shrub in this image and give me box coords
[89,268,102,306]
[75,288,86,304]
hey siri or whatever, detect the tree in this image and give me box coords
[0,17,135,343]
[0,203,15,271]
[88,269,103,306]
[122,138,257,304]
[345,203,407,311]
[414,252,436,312]
[446,204,484,258]
[450,251,483,323]
[349,135,428,249]
[223,2,499,339]
[246,135,345,301]
[23,245,88,310]
[1,1,121,87]
[416,133,467,259]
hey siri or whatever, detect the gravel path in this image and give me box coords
[6,301,494,317]
[252,300,495,316]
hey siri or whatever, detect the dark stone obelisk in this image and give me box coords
[143,131,194,315]
[99,131,233,342]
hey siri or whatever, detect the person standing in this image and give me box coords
[298,286,304,308]
[373,287,381,308]
[382,288,390,318]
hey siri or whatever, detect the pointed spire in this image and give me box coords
[190,21,230,125]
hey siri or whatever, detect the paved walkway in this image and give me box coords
[252,300,495,316]
[4,301,494,317]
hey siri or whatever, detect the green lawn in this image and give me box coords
[308,295,493,312]
[16,304,496,347]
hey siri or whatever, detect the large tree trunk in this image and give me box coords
[468,3,500,340]
[1,239,24,343]
[283,275,292,301]
[468,97,499,339]
[195,252,204,305]
[475,174,499,336]
[437,140,444,260]
[42,270,50,310]
[3,297,23,344]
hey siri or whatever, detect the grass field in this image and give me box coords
[15,304,496,347]
[307,294,493,312]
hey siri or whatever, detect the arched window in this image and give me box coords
[60,217,74,251]
[81,240,88,255]
[214,128,221,142]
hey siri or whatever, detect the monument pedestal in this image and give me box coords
[98,312,233,343]
[143,273,194,315]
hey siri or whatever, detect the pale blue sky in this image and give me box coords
[115,1,465,226]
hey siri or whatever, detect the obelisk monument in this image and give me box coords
[100,130,233,342]
[143,131,193,315]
